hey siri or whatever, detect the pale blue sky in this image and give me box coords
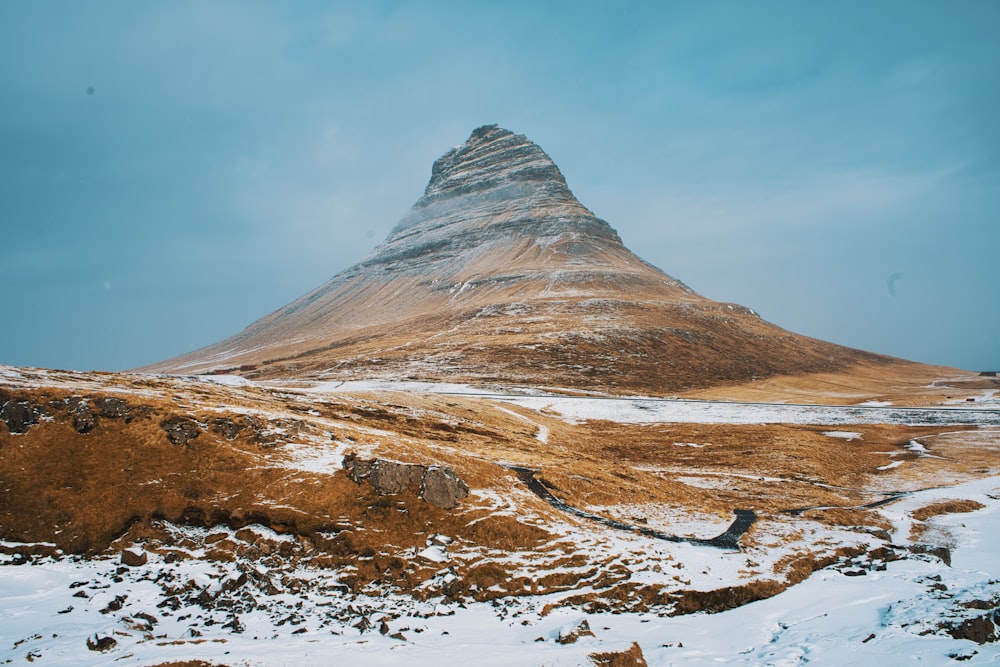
[1,1,997,372]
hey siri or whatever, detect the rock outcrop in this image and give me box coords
[160,417,201,446]
[343,453,469,509]
[1,399,36,434]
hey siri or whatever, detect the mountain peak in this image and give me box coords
[423,124,569,200]
[146,125,887,393]
[389,125,598,240]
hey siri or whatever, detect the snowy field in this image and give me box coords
[299,379,1000,427]
[3,370,999,664]
[2,477,998,665]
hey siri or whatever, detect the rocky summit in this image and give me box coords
[147,125,904,392]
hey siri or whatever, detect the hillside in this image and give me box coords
[2,364,999,664]
[145,125,913,395]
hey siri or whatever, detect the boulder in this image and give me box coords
[945,612,999,644]
[86,634,117,652]
[344,452,374,484]
[1,399,36,434]
[95,396,131,420]
[343,454,470,509]
[120,548,148,567]
[370,460,426,494]
[211,416,244,440]
[420,466,470,509]
[910,543,951,566]
[160,417,202,445]
[72,401,98,434]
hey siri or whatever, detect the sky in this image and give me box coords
[1,1,997,373]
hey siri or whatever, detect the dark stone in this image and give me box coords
[867,546,903,563]
[420,466,470,509]
[1,400,36,434]
[72,401,98,434]
[180,506,207,526]
[370,460,426,494]
[945,612,998,644]
[120,548,147,567]
[910,543,952,566]
[160,417,201,445]
[100,595,126,614]
[343,452,373,484]
[95,396,131,421]
[86,634,117,652]
[211,416,244,440]
[344,453,469,508]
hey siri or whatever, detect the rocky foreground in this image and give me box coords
[2,364,999,664]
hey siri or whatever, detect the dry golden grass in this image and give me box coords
[590,642,649,667]
[679,360,995,406]
[2,366,998,610]
[911,499,986,522]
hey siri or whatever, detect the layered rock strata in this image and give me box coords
[146,125,895,393]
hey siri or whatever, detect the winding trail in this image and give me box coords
[505,465,756,550]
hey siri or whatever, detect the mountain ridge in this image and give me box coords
[145,125,904,393]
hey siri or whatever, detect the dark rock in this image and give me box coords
[223,615,245,633]
[120,548,147,567]
[868,546,903,563]
[344,452,374,484]
[910,543,952,566]
[344,453,469,508]
[95,396,131,421]
[160,417,201,445]
[949,649,978,661]
[420,466,470,509]
[1,400,36,434]
[86,634,117,652]
[72,401,98,434]
[100,595,126,614]
[211,416,244,440]
[180,506,206,526]
[370,459,426,494]
[134,611,158,627]
[945,612,998,644]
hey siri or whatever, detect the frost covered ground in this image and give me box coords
[298,379,1000,427]
[2,476,998,665]
[3,368,999,665]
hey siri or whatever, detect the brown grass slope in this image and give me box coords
[3,367,997,611]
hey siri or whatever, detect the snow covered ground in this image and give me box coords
[2,476,998,665]
[285,379,1000,427]
[3,369,998,664]
[485,394,1000,427]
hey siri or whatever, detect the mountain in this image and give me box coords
[146,124,897,393]
[4,126,999,666]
